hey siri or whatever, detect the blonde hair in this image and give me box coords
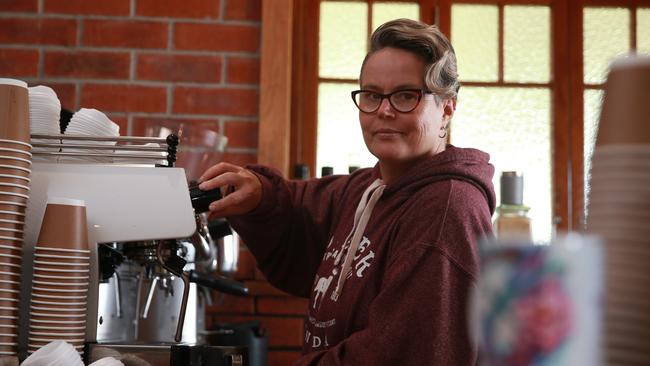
[361,18,460,102]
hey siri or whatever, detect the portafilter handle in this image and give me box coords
[189,181,222,213]
[188,270,248,297]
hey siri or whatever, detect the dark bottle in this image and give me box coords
[321,166,334,177]
[293,164,310,180]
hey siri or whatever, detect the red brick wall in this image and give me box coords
[0,1,305,364]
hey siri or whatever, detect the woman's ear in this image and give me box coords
[443,99,456,122]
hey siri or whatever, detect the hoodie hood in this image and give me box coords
[373,145,496,215]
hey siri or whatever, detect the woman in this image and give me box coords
[199,19,495,365]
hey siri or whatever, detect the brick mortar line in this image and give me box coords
[130,50,136,80]
[124,113,258,121]
[0,45,259,58]
[166,85,172,115]
[168,20,174,50]
[130,0,136,17]
[127,114,133,136]
[37,48,44,79]
[77,16,84,47]
[0,12,261,26]
[218,119,225,135]
[219,0,226,21]
[37,0,43,14]
[31,78,260,90]
[222,53,229,84]
[224,148,257,154]
[75,82,81,110]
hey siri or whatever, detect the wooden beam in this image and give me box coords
[259,0,294,177]
[552,0,572,233]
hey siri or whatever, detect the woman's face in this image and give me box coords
[359,47,454,167]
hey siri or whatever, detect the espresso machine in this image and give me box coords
[21,134,248,365]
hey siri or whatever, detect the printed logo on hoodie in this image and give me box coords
[312,235,375,310]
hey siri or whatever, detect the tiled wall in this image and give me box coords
[0,1,306,364]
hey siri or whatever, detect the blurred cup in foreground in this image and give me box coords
[473,234,603,366]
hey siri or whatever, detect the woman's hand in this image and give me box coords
[198,162,262,218]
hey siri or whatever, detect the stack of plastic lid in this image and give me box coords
[28,86,61,161]
[62,108,119,163]
[21,340,84,366]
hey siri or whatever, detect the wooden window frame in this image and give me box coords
[259,0,646,233]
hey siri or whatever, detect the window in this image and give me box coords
[261,0,650,242]
[450,4,552,242]
[316,1,425,175]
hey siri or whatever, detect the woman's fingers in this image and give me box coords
[198,162,262,218]
[199,162,241,183]
[198,171,240,191]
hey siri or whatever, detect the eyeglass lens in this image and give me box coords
[354,90,421,113]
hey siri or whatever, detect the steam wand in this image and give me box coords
[156,241,190,342]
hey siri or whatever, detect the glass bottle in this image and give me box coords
[494,171,532,242]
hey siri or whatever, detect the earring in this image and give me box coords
[438,125,447,139]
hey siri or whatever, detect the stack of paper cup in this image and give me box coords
[28,198,90,356]
[586,55,650,365]
[0,78,31,360]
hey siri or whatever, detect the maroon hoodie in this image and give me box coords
[228,146,496,365]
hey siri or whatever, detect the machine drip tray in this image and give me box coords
[85,343,247,366]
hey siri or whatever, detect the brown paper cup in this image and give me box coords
[30,292,87,303]
[0,309,17,319]
[29,317,86,326]
[597,57,650,146]
[0,211,25,224]
[0,283,19,294]
[33,251,89,264]
[0,230,22,242]
[0,335,17,344]
[0,80,30,144]
[0,274,20,286]
[0,165,29,179]
[0,202,25,214]
[30,299,86,309]
[0,255,20,267]
[0,140,30,151]
[32,273,89,285]
[36,198,88,251]
[31,280,88,292]
[0,150,31,170]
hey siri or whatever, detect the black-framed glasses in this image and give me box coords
[351,89,433,113]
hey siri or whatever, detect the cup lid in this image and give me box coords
[46,197,85,207]
[0,79,27,89]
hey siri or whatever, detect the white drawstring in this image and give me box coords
[331,179,386,300]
